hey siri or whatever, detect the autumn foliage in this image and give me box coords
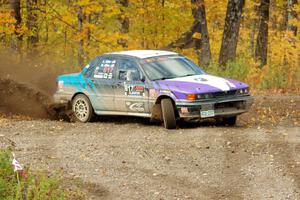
[0,0,299,89]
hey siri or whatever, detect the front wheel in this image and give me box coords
[72,94,94,122]
[161,98,177,129]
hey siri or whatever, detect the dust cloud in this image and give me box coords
[0,50,70,118]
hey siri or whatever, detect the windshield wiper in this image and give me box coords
[152,76,176,81]
[177,73,197,77]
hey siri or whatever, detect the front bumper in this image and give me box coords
[176,95,253,118]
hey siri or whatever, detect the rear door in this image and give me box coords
[114,57,149,113]
[87,56,117,111]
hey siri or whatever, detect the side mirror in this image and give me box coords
[141,74,146,82]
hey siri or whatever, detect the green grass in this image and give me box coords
[0,150,85,200]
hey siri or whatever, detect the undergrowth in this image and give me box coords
[0,150,85,200]
[203,58,300,90]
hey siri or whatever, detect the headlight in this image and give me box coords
[197,93,213,99]
[237,88,249,95]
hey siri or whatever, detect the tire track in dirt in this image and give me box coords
[268,127,300,197]
[213,127,252,199]
[240,126,300,199]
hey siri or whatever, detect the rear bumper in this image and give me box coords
[53,93,73,105]
[176,95,253,118]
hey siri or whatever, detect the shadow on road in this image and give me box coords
[89,115,248,129]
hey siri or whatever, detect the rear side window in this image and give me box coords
[92,58,117,80]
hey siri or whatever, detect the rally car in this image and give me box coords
[54,50,253,129]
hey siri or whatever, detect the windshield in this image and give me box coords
[139,56,204,81]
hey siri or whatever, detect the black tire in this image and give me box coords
[161,98,176,129]
[72,94,94,122]
[223,116,237,126]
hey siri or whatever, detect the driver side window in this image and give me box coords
[118,59,141,81]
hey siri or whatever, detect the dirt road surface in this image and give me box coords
[0,95,299,200]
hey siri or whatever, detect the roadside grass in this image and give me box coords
[0,150,86,200]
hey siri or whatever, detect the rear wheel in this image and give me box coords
[72,94,94,122]
[161,98,176,129]
[223,116,237,126]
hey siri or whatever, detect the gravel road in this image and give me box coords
[0,95,299,200]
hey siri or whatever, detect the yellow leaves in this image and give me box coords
[137,8,145,15]
[0,8,16,26]
[84,4,103,15]
[192,32,202,40]
[62,15,74,25]
[75,0,103,15]
[246,64,262,88]
[76,0,93,7]
[102,8,120,19]
[0,9,17,34]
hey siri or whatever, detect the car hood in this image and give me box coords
[154,74,248,94]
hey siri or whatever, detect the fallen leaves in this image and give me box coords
[240,95,300,127]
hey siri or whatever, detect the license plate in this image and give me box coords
[200,110,215,118]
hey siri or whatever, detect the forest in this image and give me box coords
[0,0,299,89]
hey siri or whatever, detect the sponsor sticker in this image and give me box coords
[126,102,145,112]
[160,89,171,94]
[94,73,104,79]
[125,84,145,96]
[149,89,157,98]
[194,77,208,82]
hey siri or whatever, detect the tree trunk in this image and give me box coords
[250,0,259,56]
[192,0,211,66]
[77,6,84,67]
[161,0,166,44]
[219,0,245,67]
[9,0,22,50]
[255,0,270,67]
[117,0,129,47]
[26,0,39,47]
[287,0,298,36]
[166,0,211,66]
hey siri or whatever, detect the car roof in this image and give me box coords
[107,50,178,59]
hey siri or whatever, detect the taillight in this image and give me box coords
[58,80,64,91]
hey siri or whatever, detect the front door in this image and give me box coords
[88,56,116,111]
[114,58,149,113]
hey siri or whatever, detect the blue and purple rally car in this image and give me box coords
[54,50,253,129]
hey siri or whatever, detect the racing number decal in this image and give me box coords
[94,59,116,79]
[124,84,145,97]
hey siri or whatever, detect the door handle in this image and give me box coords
[116,81,123,87]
